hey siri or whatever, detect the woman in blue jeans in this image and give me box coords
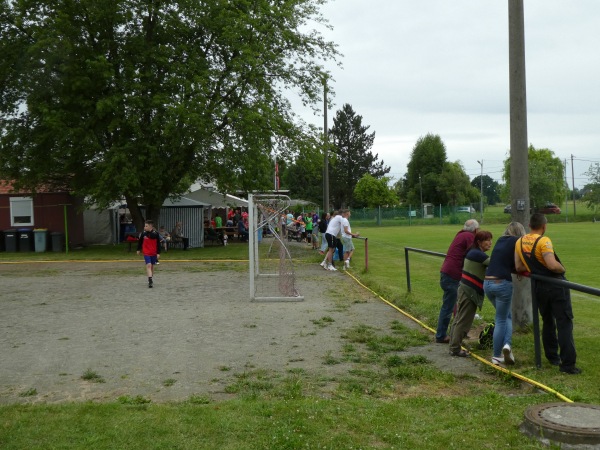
[483,222,526,366]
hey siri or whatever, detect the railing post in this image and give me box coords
[405,248,411,292]
[530,277,542,369]
[364,237,368,272]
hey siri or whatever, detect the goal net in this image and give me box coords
[248,193,304,302]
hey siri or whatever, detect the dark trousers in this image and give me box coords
[536,281,577,368]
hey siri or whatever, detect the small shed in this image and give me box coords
[149,197,209,248]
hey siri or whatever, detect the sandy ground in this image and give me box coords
[0,259,488,404]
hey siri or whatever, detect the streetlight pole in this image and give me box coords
[323,79,329,213]
[477,160,483,221]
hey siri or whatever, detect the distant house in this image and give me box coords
[0,181,85,250]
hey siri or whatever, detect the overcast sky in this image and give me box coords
[299,0,600,189]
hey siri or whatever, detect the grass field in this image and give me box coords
[1,221,599,449]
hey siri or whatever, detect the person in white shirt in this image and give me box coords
[320,210,344,271]
[341,210,359,269]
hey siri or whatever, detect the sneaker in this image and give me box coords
[559,366,582,375]
[156,261,160,265]
[491,356,505,366]
[344,260,350,270]
[320,260,327,267]
[148,282,153,289]
[327,264,337,271]
[502,344,515,365]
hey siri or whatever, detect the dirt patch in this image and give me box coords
[0,260,491,404]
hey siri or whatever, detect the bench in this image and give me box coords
[167,239,185,250]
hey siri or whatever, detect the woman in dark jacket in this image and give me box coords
[483,222,526,366]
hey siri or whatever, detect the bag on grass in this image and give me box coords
[478,322,495,349]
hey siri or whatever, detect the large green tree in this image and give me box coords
[0,0,339,228]
[353,174,398,208]
[403,134,475,207]
[438,161,479,207]
[328,104,390,208]
[280,126,324,205]
[582,163,600,211]
[502,145,566,209]
[471,174,501,207]
[404,133,448,206]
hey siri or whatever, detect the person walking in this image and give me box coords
[320,211,343,271]
[435,219,480,344]
[341,210,359,269]
[136,220,161,288]
[305,214,313,245]
[318,212,330,254]
[449,230,492,357]
[484,222,526,366]
[515,213,581,375]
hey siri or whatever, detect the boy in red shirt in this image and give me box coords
[136,220,161,288]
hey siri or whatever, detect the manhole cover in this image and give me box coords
[522,403,600,448]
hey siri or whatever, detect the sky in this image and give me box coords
[297,0,600,189]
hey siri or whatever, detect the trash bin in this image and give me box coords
[18,228,34,252]
[51,232,64,252]
[4,229,17,252]
[0,230,4,252]
[34,228,48,252]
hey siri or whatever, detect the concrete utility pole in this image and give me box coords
[323,80,330,213]
[509,0,532,327]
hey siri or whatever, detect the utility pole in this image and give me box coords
[571,154,576,216]
[323,79,330,213]
[477,160,483,222]
[509,0,532,327]
[509,0,529,227]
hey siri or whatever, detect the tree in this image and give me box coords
[328,104,390,208]
[502,145,566,209]
[353,174,398,208]
[582,163,600,211]
[404,134,448,205]
[471,175,501,206]
[0,0,339,229]
[280,127,323,205]
[438,162,479,207]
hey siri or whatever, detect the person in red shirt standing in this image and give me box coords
[435,219,479,343]
[136,220,161,288]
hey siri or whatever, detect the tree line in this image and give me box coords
[2,1,598,220]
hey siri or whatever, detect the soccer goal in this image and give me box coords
[248,193,304,302]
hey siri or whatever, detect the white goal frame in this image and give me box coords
[248,193,304,302]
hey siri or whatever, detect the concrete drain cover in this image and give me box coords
[521,403,600,448]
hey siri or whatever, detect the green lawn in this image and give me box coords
[1,222,599,449]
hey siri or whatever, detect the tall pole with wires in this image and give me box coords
[509,0,532,328]
[571,154,576,216]
[323,79,330,213]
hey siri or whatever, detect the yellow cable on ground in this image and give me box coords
[343,269,574,403]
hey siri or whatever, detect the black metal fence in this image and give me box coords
[404,246,600,368]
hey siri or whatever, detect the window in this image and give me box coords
[10,197,34,226]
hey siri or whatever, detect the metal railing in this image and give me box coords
[404,247,600,368]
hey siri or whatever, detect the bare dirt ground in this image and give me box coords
[0,259,490,404]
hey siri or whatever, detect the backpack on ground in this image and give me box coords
[478,322,495,349]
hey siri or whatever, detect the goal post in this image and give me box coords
[248,193,304,302]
